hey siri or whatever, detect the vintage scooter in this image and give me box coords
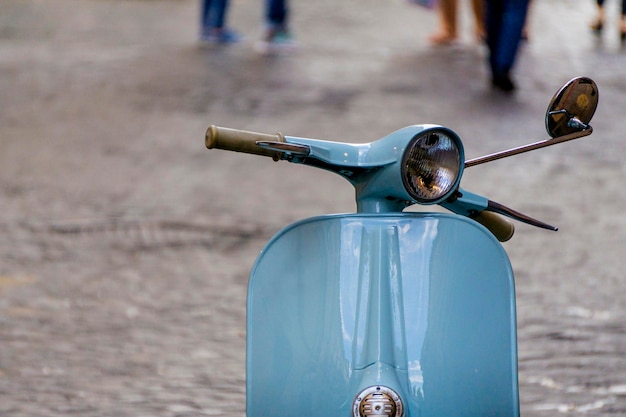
[205,77,598,417]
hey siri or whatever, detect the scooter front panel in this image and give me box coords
[246,213,518,417]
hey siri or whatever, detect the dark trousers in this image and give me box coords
[266,0,288,28]
[201,0,229,31]
[485,0,530,77]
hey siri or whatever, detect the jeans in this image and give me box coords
[485,0,530,77]
[201,0,229,31]
[265,0,288,29]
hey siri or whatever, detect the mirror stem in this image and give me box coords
[464,128,592,168]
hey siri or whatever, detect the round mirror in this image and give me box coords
[545,76,599,138]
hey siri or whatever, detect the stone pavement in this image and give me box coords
[0,0,624,415]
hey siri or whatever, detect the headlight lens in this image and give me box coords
[401,129,462,203]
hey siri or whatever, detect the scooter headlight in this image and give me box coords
[401,129,463,203]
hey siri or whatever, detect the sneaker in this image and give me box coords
[255,29,297,55]
[200,28,242,46]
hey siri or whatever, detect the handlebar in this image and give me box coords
[206,124,519,241]
[206,125,285,160]
[471,211,515,242]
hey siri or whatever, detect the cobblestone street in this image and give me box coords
[0,0,624,415]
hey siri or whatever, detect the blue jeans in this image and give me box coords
[201,0,229,31]
[265,0,288,30]
[485,0,530,77]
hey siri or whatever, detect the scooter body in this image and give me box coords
[247,213,518,416]
[205,77,598,417]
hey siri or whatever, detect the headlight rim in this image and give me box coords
[400,127,464,205]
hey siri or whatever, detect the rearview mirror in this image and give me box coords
[546,76,599,138]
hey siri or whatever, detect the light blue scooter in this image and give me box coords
[205,77,598,417]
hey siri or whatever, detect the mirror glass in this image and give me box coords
[545,77,599,138]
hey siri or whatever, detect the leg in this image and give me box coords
[257,0,295,54]
[471,0,486,40]
[201,0,212,33]
[485,0,503,72]
[486,0,530,91]
[429,0,458,44]
[522,0,531,40]
[621,0,626,40]
[200,0,240,44]
[266,0,288,30]
[207,0,229,29]
[591,0,605,31]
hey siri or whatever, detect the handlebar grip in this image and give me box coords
[205,125,285,159]
[471,211,515,242]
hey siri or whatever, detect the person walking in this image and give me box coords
[428,0,485,44]
[590,0,626,41]
[255,0,297,54]
[200,0,240,45]
[484,0,530,92]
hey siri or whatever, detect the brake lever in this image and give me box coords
[486,200,558,231]
[256,140,311,156]
[442,189,558,232]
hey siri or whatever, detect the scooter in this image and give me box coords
[205,76,598,417]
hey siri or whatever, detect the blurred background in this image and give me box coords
[0,0,624,415]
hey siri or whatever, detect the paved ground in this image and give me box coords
[0,0,624,416]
